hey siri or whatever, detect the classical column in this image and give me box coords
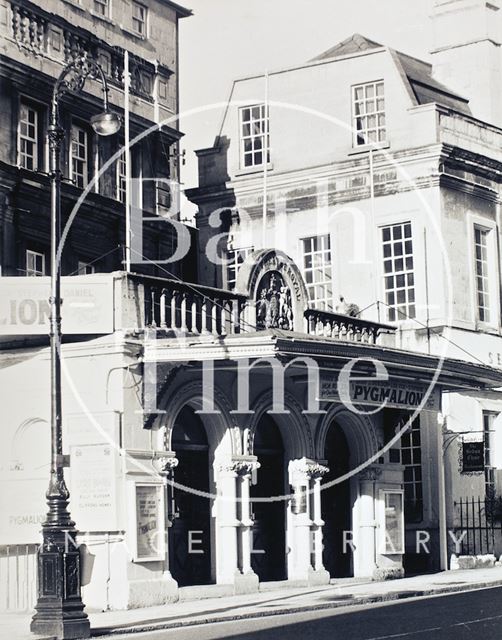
[312,475,325,572]
[213,457,260,593]
[355,466,381,577]
[214,460,241,584]
[288,458,330,584]
[235,458,260,578]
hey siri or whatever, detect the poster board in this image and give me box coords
[379,490,404,554]
[128,482,165,562]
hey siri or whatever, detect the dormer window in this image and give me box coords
[352,80,386,146]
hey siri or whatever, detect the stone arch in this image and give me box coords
[315,405,380,468]
[159,381,239,458]
[235,248,310,332]
[244,390,314,460]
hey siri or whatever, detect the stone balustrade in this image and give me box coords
[139,275,247,336]
[304,308,395,344]
[8,0,156,101]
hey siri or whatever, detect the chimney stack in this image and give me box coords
[430,0,502,126]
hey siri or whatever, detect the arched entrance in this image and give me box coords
[169,406,212,586]
[321,421,352,578]
[251,414,287,581]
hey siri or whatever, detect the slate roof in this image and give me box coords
[312,34,471,115]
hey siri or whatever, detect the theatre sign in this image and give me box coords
[0,275,114,335]
[320,375,440,411]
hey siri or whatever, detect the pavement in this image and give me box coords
[3,567,502,640]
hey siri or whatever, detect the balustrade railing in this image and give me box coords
[138,275,247,337]
[304,308,395,344]
[125,275,395,342]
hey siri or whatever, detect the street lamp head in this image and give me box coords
[90,110,121,136]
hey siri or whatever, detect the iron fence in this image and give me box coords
[453,496,502,556]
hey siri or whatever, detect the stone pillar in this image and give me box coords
[312,476,324,572]
[355,466,381,578]
[213,457,260,593]
[288,458,330,585]
[235,457,260,593]
[215,461,241,584]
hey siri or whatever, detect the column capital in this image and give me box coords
[216,456,260,475]
[289,457,329,482]
[357,465,383,481]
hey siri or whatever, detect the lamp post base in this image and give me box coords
[31,529,90,640]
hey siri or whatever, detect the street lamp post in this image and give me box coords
[30,54,120,640]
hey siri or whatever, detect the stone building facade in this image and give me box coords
[188,0,502,574]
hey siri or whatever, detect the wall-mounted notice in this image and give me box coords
[135,484,163,561]
[381,491,404,554]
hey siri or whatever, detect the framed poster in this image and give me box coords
[129,483,165,562]
[379,490,404,554]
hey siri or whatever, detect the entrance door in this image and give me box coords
[250,414,287,581]
[321,421,352,578]
[169,406,212,586]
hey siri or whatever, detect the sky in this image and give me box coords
[178,0,435,202]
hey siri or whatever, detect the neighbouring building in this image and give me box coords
[0,0,193,278]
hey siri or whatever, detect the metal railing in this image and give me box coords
[453,496,502,557]
[304,308,395,344]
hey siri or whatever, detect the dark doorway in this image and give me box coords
[169,406,212,586]
[321,421,352,578]
[250,414,287,581]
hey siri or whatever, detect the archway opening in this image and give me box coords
[250,414,287,581]
[321,420,352,578]
[169,406,212,586]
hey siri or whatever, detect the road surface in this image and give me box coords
[108,586,502,640]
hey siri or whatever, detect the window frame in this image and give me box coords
[301,234,333,311]
[131,0,147,37]
[225,245,254,290]
[26,249,46,276]
[471,222,498,327]
[93,0,110,18]
[70,122,90,189]
[18,98,45,171]
[401,417,423,523]
[116,145,127,204]
[380,221,415,323]
[77,261,96,275]
[352,80,386,147]
[483,410,498,497]
[239,104,270,170]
